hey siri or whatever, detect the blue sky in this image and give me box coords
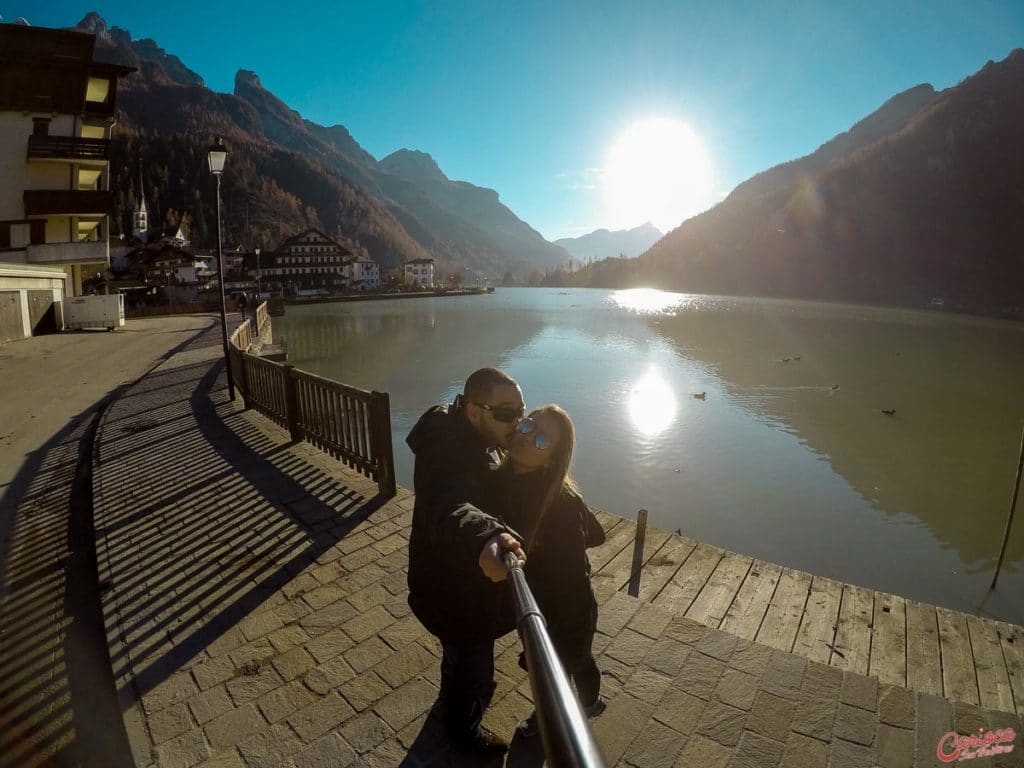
[9,1,1024,239]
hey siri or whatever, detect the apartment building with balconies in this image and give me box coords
[0,24,134,299]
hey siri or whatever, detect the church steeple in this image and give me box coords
[132,163,149,242]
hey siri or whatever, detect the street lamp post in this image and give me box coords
[255,246,261,296]
[208,137,235,401]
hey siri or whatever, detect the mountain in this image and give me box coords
[582,50,1024,316]
[555,223,662,261]
[77,12,204,87]
[724,84,938,205]
[74,13,565,277]
[379,149,569,272]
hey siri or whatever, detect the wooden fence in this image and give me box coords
[228,304,396,497]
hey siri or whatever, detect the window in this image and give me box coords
[0,223,10,249]
[85,77,110,103]
[33,118,50,137]
[30,221,46,245]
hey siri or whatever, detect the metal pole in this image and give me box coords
[215,174,235,401]
[991,424,1024,590]
[504,553,607,768]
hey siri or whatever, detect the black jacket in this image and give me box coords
[496,470,605,653]
[405,398,517,644]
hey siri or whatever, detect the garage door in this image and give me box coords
[0,291,23,343]
[28,290,57,335]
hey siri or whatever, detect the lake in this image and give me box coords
[277,288,1024,623]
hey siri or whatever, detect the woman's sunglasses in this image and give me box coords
[474,402,525,424]
[516,417,552,450]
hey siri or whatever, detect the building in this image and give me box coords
[0,265,67,342]
[349,254,380,290]
[0,23,134,303]
[132,167,149,243]
[404,257,434,288]
[145,247,214,286]
[267,229,352,290]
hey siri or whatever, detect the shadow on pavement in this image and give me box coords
[91,321,390,760]
[0,321,224,768]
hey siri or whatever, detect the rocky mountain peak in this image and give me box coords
[379,149,448,183]
[235,69,263,90]
[76,11,108,36]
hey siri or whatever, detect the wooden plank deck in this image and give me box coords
[590,510,1024,715]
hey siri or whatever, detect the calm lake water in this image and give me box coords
[278,288,1024,623]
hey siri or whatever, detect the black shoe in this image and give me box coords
[454,726,509,755]
[515,711,539,738]
[583,697,606,718]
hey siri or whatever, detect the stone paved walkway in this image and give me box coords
[91,323,1024,768]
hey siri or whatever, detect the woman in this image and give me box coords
[498,404,606,737]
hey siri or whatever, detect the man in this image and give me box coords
[406,368,527,754]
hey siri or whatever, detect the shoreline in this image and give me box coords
[284,286,493,306]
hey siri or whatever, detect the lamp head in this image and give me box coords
[207,137,227,175]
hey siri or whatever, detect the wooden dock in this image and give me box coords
[590,510,1024,715]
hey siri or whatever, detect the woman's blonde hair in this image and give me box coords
[524,404,580,550]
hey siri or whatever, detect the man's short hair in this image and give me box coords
[464,368,516,404]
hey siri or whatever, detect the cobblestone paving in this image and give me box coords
[93,328,1024,768]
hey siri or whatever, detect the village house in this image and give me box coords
[349,253,381,291]
[266,229,352,291]
[403,257,435,288]
[0,23,133,342]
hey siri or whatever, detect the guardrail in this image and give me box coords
[27,134,111,162]
[228,303,396,496]
[504,553,608,767]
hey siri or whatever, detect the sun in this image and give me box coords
[603,117,714,233]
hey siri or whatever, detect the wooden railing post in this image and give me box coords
[628,509,649,597]
[237,350,251,408]
[369,391,396,497]
[282,364,302,441]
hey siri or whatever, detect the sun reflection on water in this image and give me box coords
[610,288,688,315]
[627,367,678,436]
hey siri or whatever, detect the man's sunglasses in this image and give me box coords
[516,417,552,450]
[474,402,525,424]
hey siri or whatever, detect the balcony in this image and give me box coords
[27,135,110,165]
[26,240,108,266]
[24,190,112,217]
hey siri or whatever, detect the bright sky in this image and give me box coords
[10,1,1024,240]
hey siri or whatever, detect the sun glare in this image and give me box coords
[627,367,678,437]
[610,288,685,315]
[604,117,714,233]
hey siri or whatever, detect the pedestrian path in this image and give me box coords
[92,322,1024,767]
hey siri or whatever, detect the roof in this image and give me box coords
[404,258,435,265]
[276,228,352,255]
[0,25,135,114]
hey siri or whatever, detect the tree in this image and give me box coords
[501,270,516,287]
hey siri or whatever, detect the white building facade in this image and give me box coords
[269,229,352,289]
[403,258,434,288]
[349,255,380,290]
